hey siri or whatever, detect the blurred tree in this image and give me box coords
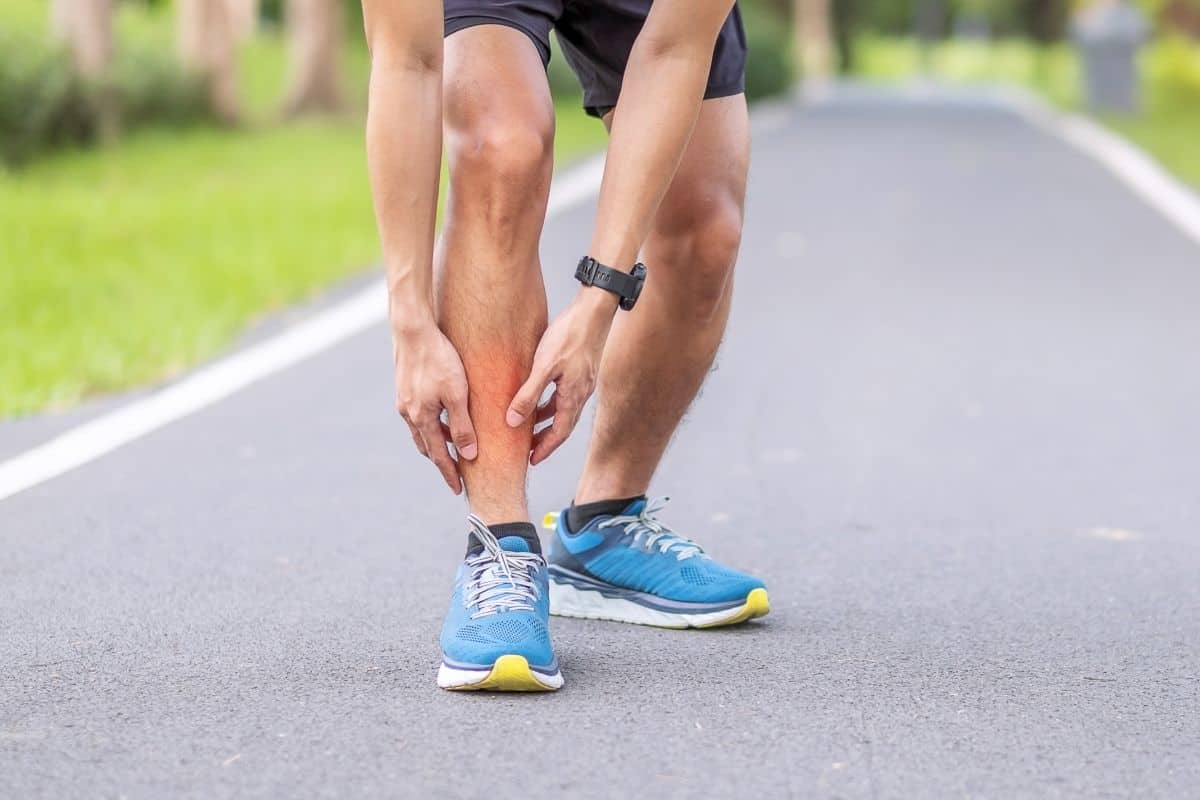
[1161,0,1200,34]
[262,0,285,24]
[50,0,73,42]
[344,0,365,35]
[50,0,114,77]
[795,0,836,80]
[833,0,859,72]
[229,0,262,41]
[178,0,241,122]
[741,0,796,97]
[283,0,345,116]
[1018,0,1070,43]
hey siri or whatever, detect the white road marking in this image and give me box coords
[1077,527,1143,542]
[0,154,606,503]
[1002,86,1200,249]
[546,153,606,216]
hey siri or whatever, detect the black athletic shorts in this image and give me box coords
[444,0,747,118]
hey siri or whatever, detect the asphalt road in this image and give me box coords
[3,88,1199,799]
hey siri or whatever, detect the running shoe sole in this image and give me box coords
[437,654,563,692]
[548,567,769,629]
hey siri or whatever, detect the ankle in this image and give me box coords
[566,494,645,532]
[574,479,649,508]
[467,503,529,526]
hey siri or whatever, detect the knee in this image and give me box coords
[654,200,743,322]
[446,110,554,203]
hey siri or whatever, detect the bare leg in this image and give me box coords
[574,95,750,504]
[437,27,555,523]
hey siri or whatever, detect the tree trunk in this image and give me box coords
[228,0,261,42]
[178,0,241,123]
[794,0,835,83]
[50,0,74,42]
[283,0,345,117]
[50,0,114,78]
[1162,0,1200,36]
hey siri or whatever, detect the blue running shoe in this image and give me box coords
[543,497,769,629]
[437,515,562,691]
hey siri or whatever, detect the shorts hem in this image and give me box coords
[444,16,551,66]
[583,81,746,119]
[703,81,747,102]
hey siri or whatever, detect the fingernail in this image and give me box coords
[506,410,523,427]
[460,443,478,460]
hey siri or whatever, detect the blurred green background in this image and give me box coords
[1,0,1197,418]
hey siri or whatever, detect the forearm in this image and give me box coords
[362,1,444,330]
[585,2,734,278]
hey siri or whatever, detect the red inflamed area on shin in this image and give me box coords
[464,348,536,443]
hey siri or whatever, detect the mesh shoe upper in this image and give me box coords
[549,497,766,604]
[440,522,557,671]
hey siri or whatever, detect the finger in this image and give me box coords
[443,392,478,461]
[534,394,557,425]
[419,418,462,494]
[507,365,552,428]
[407,422,429,458]
[530,424,551,451]
[529,402,581,466]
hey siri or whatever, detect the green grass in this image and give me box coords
[0,5,606,417]
[1106,106,1200,188]
[854,35,1081,106]
[852,35,1200,189]
[1110,37,1200,188]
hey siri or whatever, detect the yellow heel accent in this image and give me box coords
[447,655,558,692]
[542,512,560,530]
[696,588,771,629]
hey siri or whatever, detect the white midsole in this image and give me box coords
[548,579,746,629]
[436,661,564,690]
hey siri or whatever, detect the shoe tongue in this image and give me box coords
[622,498,647,516]
[498,536,532,553]
[467,522,541,557]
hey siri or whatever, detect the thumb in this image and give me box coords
[507,365,550,427]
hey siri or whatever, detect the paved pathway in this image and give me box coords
[3,88,1199,798]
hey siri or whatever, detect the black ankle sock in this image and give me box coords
[566,495,645,533]
[467,521,541,557]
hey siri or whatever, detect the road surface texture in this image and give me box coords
[3,88,1199,799]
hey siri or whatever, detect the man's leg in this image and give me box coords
[544,94,763,629]
[435,24,566,691]
[437,26,555,523]
[573,95,750,504]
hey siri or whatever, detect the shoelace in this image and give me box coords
[597,497,708,561]
[463,514,543,619]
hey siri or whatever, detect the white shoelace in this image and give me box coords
[464,514,543,619]
[596,497,708,561]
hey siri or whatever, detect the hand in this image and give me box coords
[392,317,478,493]
[506,289,619,465]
